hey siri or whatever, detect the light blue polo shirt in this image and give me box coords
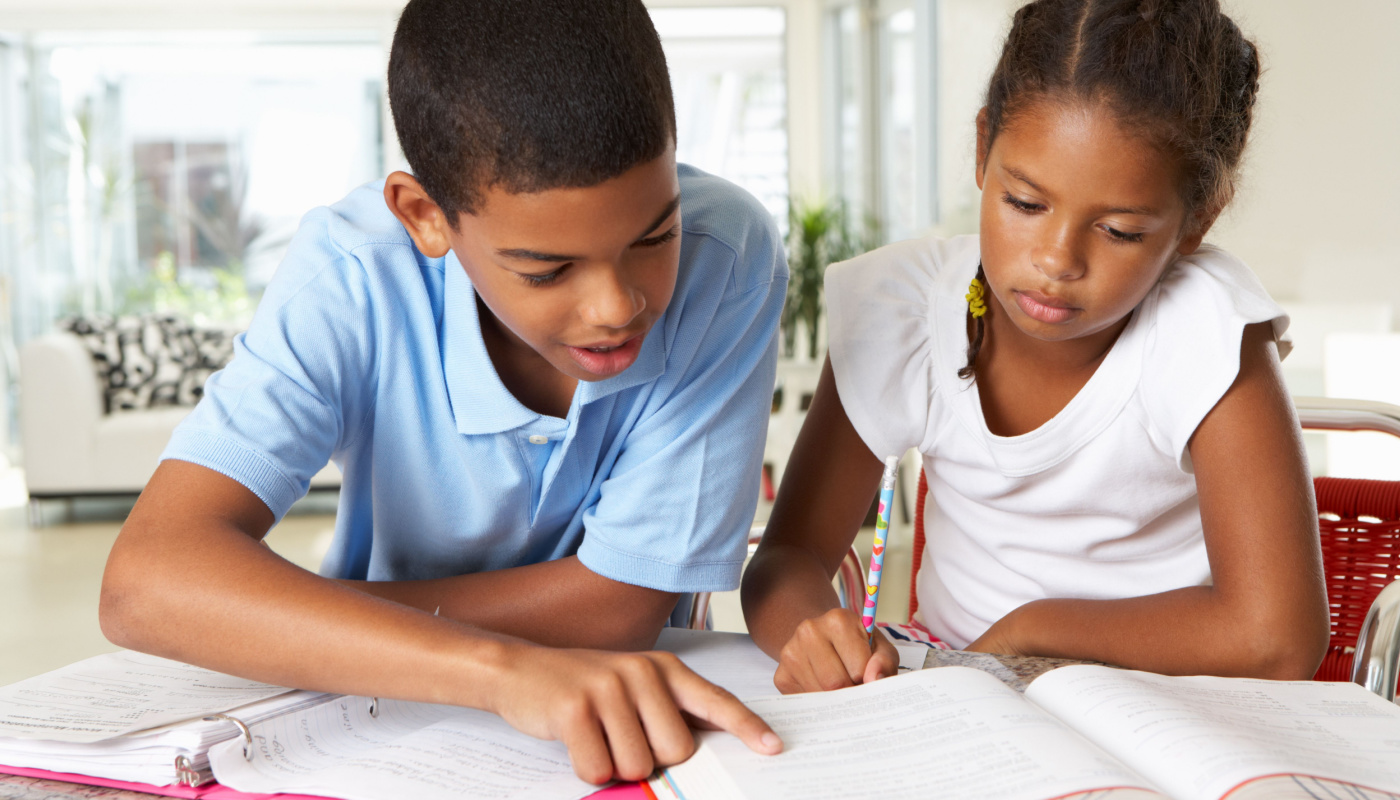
[162,164,787,593]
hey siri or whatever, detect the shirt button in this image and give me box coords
[528,435,549,444]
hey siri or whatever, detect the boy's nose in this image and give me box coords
[582,271,645,329]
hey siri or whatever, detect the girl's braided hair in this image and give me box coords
[962,0,1261,379]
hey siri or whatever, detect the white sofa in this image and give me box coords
[20,332,339,507]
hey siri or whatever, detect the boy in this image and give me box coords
[99,0,786,784]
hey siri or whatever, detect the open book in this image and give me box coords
[649,662,1400,800]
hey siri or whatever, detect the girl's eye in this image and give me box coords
[636,226,680,248]
[1103,226,1146,244]
[518,266,566,286]
[1001,193,1043,214]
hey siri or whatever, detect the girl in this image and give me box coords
[741,0,1330,693]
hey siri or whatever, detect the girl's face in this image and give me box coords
[975,99,1209,345]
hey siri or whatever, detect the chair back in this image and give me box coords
[1312,477,1400,681]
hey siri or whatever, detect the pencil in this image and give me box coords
[863,455,900,645]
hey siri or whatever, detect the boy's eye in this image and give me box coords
[517,266,567,286]
[1102,225,1146,244]
[1001,193,1043,214]
[636,226,680,248]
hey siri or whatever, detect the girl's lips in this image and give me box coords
[564,335,643,378]
[1014,290,1079,325]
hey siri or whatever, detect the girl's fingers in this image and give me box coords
[864,635,901,684]
[806,639,858,692]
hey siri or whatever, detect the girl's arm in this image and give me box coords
[100,461,782,784]
[971,322,1330,679]
[741,357,901,692]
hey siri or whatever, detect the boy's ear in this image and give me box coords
[384,172,455,258]
[975,107,991,190]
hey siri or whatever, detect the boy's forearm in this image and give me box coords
[338,556,679,651]
[103,512,523,711]
[978,588,1329,681]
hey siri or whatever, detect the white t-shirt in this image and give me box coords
[825,235,1290,648]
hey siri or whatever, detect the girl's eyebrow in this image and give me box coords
[1003,164,1158,216]
[494,194,681,264]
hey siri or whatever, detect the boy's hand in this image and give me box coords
[773,608,900,694]
[491,645,782,785]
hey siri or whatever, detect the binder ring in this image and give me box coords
[173,754,212,787]
[368,697,379,718]
[203,713,254,761]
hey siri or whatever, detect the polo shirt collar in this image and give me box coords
[440,253,668,434]
[441,255,540,435]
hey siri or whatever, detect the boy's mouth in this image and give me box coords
[564,334,644,378]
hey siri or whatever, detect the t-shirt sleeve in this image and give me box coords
[574,209,787,594]
[160,208,377,521]
[824,244,936,462]
[1139,245,1291,473]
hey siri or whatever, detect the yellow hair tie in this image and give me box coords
[965,277,987,319]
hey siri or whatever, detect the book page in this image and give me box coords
[1026,666,1400,800]
[664,666,1166,800]
[0,651,292,743]
[654,629,782,699]
[209,695,599,800]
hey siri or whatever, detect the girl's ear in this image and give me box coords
[1176,207,1220,257]
[975,107,991,190]
[384,172,455,258]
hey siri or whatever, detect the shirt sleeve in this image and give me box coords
[1139,245,1291,473]
[824,241,938,462]
[160,208,378,522]
[574,215,787,594]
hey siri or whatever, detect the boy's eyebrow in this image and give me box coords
[495,194,682,265]
[1004,165,1157,216]
[634,195,682,241]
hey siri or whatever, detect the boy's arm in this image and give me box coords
[101,459,781,784]
[969,323,1331,679]
[335,558,679,651]
[741,357,901,692]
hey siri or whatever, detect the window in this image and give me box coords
[0,31,385,342]
[825,0,937,243]
[650,7,789,225]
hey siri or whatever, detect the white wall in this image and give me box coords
[1210,0,1400,321]
[924,0,1400,331]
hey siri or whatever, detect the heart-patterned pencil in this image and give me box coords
[863,455,900,645]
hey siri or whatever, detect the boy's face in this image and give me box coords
[389,147,681,383]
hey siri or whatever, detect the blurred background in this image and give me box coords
[0,0,1396,683]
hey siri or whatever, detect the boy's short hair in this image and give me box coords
[388,0,677,222]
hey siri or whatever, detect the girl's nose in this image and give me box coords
[583,269,645,329]
[1032,224,1087,282]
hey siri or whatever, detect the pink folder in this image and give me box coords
[0,764,647,799]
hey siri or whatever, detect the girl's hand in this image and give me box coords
[490,644,783,785]
[773,608,900,693]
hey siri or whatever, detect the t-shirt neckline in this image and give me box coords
[933,255,1147,477]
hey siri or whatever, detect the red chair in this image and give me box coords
[908,397,1400,701]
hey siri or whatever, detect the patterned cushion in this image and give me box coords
[62,315,237,414]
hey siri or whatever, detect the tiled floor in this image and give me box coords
[0,474,912,686]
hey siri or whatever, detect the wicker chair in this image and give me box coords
[905,397,1400,701]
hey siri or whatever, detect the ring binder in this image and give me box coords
[173,754,213,788]
[202,713,254,762]
[368,697,379,718]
